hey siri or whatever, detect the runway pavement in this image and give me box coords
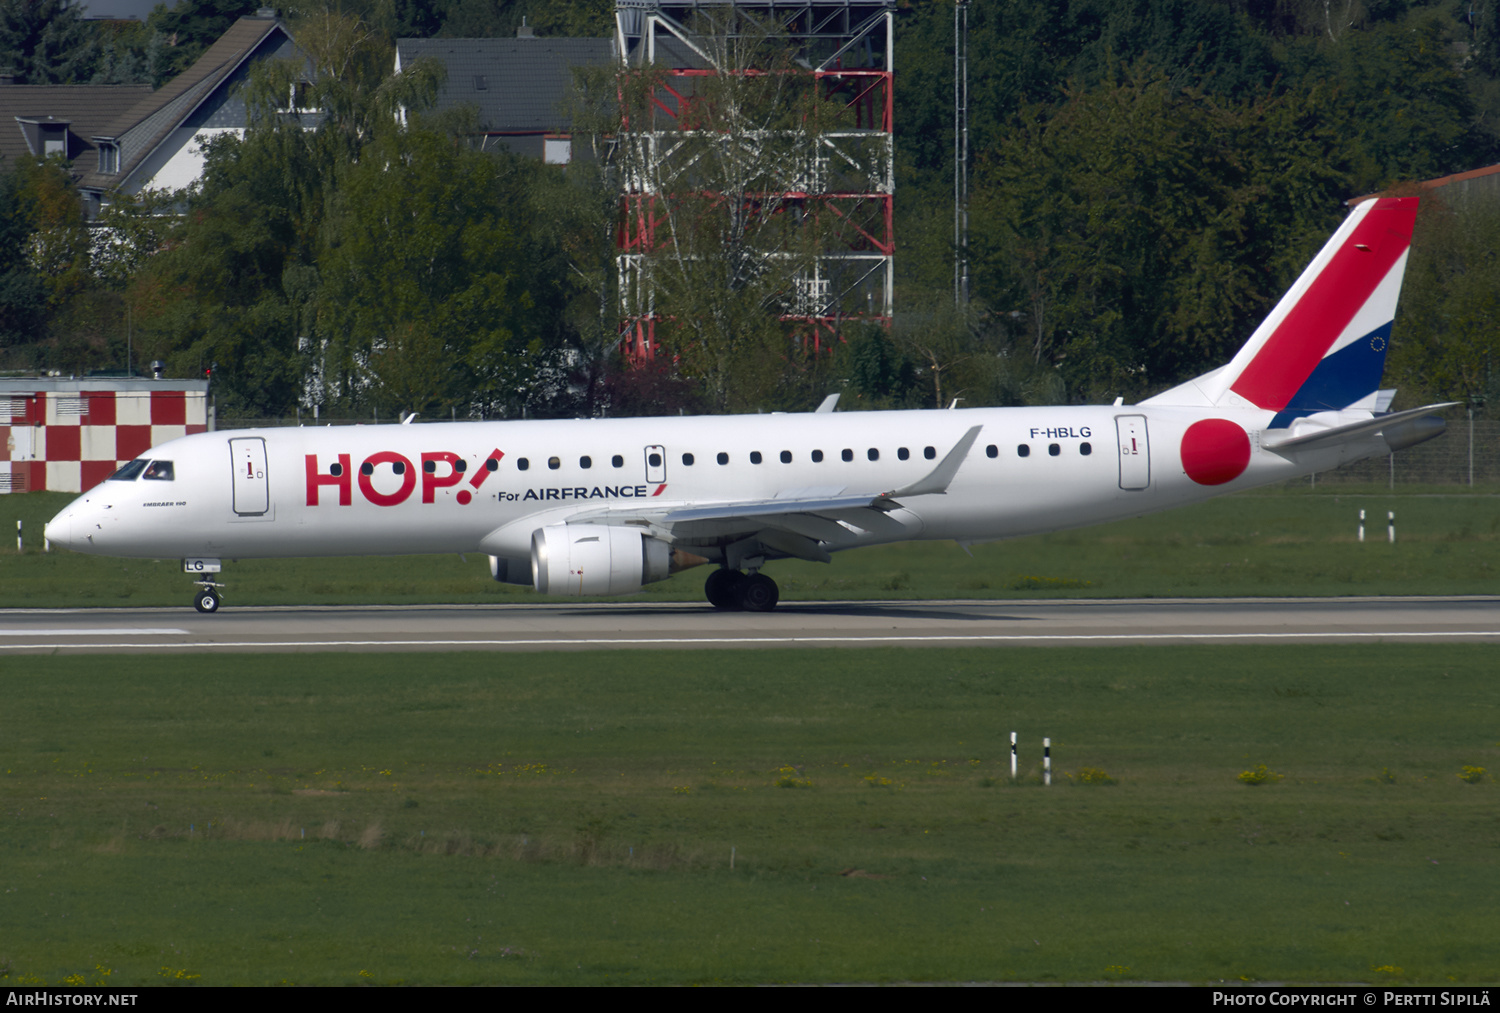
[0,596,1497,654]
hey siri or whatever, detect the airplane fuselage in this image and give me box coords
[46,403,1382,565]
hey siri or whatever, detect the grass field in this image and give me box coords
[3,645,1498,985]
[3,486,1499,607]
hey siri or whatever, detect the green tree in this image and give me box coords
[0,0,97,83]
[0,159,46,355]
[127,128,319,413]
[145,0,261,85]
[971,64,1361,401]
[316,127,538,417]
[1389,191,1500,413]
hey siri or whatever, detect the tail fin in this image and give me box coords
[1142,196,1419,424]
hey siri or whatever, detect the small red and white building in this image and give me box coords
[0,378,211,494]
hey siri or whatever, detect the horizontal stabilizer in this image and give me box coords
[1262,403,1456,452]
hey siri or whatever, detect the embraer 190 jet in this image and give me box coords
[47,196,1450,612]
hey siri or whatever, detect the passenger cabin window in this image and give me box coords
[361,462,375,475]
[1081,443,1092,456]
[750,451,763,464]
[682,453,695,466]
[108,460,148,481]
[142,460,174,481]
[647,452,662,468]
[841,449,853,462]
[1017,445,1030,458]
[548,457,561,470]
[811,450,824,463]
[1048,444,1060,457]
[924,446,937,460]
[780,450,792,464]
[485,458,499,472]
[329,463,343,476]
[717,452,729,465]
[612,455,624,468]
[867,448,880,461]
[455,459,467,472]
[985,445,998,458]
[517,458,530,471]
[580,456,592,469]
[897,447,910,461]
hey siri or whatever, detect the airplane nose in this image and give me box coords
[44,508,73,549]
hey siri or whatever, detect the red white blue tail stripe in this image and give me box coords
[1146,196,1418,423]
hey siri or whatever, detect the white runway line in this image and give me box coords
[0,628,188,637]
[0,630,1497,651]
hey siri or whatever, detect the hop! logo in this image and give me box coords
[306,448,503,507]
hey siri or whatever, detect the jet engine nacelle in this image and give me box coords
[530,523,672,596]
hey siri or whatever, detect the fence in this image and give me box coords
[1305,418,1500,486]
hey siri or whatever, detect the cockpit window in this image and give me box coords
[142,460,175,481]
[108,460,148,482]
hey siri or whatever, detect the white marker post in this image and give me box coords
[1043,737,1051,787]
[1358,509,1365,543]
[1010,732,1017,780]
[15,519,20,553]
[1388,511,1395,544]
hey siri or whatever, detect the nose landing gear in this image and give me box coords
[193,583,222,613]
[184,558,224,614]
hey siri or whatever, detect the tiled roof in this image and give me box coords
[1,85,152,165]
[397,37,616,133]
[78,16,289,190]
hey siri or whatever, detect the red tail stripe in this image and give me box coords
[1230,198,1417,410]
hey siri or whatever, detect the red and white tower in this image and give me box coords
[614,0,895,360]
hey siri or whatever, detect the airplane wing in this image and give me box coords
[564,425,983,562]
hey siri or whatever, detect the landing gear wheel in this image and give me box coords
[738,573,779,612]
[193,588,220,613]
[705,569,746,610]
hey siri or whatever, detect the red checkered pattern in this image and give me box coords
[1,388,208,494]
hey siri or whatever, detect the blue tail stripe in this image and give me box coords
[1267,321,1392,428]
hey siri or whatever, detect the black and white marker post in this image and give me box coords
[1010,731,1017,781]
[1043,737,1051,786]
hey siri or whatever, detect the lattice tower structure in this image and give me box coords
[614,0,894,360]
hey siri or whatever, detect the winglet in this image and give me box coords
[879,425,982,502]
[815,394,840,413]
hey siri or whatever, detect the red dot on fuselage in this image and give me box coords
[1180,419,1251,486]
[457,490,472,505]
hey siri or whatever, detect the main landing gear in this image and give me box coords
[704,568,779,612]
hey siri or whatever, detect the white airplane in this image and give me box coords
[47,195,1451,613]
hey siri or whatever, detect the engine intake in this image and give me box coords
[531,524,671,596]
